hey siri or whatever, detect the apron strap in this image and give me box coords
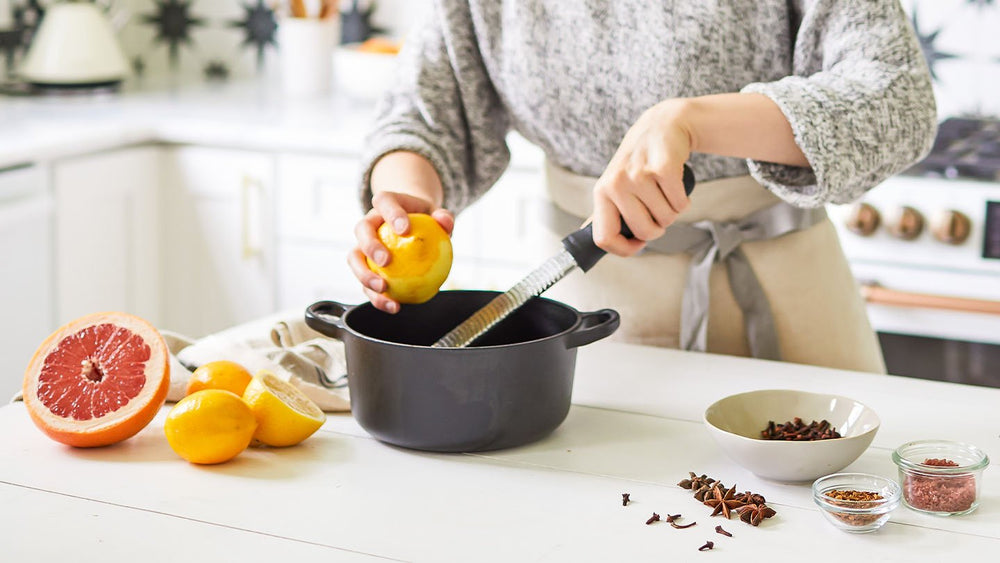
[546,199,827,361]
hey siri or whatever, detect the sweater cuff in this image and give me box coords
[740,80,828,208]
[359,130,463,213]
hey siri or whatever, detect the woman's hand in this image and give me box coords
[592,99,694,257]
[349,191,454,314]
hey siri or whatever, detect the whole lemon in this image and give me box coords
[164,389,257,464]
[367,213,453,304]
[185,360,253,397]
[242,370,326,447]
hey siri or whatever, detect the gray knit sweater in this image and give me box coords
[361,0,937,214]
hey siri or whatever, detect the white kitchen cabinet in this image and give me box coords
[446,165,549,291]
[53,147,160,326]
[161,146,276,338]
[0,164,51,401]
[273,150,548,309]
[274,152,366,308]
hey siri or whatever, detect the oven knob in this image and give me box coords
[845,202,880,236]
[887,206,924,240]
[930,210,972,245]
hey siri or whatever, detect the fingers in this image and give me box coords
[347,248,399,313]
[592,163,691,257]
[592,192,647,257]
[353,191,454,313]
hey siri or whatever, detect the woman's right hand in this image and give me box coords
[348,191,455,313]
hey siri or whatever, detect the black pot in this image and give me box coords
[305,290,619,452]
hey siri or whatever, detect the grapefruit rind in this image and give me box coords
[22,312,170,448]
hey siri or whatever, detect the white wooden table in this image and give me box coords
[2,342,997,561]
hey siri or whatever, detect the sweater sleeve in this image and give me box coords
[359,0,511,215]
[740,0,938,207]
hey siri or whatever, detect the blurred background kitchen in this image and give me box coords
[0,0,998,399]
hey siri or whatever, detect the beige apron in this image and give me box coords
[540,160,886,374]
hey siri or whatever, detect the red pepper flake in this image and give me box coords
[922,458,960,467]
[903,457,976,513]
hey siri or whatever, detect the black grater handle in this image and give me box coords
[562,163,696,272]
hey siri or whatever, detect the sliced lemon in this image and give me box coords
[242,370,326,447]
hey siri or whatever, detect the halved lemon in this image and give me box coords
[242,370,326,447]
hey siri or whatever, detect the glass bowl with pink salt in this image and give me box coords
[891,440,989,516]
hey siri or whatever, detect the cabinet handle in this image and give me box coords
[860,283,1000,316]
[241,175,264,259]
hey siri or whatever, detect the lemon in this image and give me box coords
[366,213,453,304]
[186,360,253,397]
[164,389,257,465]
[242,370,326,447]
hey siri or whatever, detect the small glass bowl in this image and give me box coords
[812,473,901,533]
[892,440,989,516]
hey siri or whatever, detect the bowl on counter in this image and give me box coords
[703,389,881,482]
[892,439,989,516]
[812,473,901,533]
[334,38,401,100]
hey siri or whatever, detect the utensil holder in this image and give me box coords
[278,17,339,98]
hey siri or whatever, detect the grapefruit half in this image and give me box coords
[22,312,170,448]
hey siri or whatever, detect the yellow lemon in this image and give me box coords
[185,360,253,397]
[367,213,453,304]
[242,370,326,447]
[164,389,257,465]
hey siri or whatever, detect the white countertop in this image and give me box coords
[2,342,997,561]
[0,78,544,171]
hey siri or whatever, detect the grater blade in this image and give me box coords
[432,250,579,348]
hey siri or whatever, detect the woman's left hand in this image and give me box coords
[592,99,694,257]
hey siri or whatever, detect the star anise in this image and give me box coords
[703,484,746,519]
[677,472,715,491]
[737,503,777,527]
[733,491,766,505]
[692,484,715,502]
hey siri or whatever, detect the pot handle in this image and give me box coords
[564,309,620,349]
[304,300,351,340]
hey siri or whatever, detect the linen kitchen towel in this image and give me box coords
[162,311,350,412]
[7,312,351,411]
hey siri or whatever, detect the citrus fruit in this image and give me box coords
[163,389,257,465]
[366,212,453,304]
[242,370,326,447]
[186,360,253,397]
[22,311,170,448]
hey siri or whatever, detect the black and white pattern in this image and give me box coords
[362,1,938,212]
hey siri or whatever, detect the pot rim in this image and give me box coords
[340,290,591,350]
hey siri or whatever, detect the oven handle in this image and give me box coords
[859,283,1000,316]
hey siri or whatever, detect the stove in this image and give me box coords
[904,117,1000,182]
[828,117,1000,385]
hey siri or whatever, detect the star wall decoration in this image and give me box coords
[142,0,206,68]
[910,8,959,82]
[203,59,230,81]
[228,0,277,71]
[0,30,20,77]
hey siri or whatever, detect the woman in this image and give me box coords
[348,1,937,373]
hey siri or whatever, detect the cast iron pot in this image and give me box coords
[304,290,619,452]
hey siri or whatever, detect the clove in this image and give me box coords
[715,525,732,537]
[698,541,715,551]
[622,493,630,506]
[646,512,660,525]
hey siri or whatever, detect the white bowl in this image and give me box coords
[333,43,399,100]
[703,389,880,482]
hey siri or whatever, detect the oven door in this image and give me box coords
[851,263,1000,387]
